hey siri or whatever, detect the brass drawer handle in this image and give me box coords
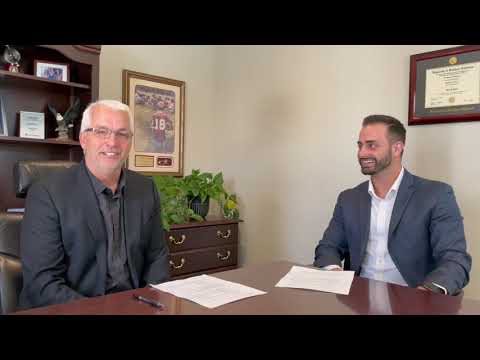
[169,258,185,269]
[216,229,232,239]
[169,234,186,245]
[217,250,231,261]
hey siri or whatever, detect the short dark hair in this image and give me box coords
[362,114,406,144]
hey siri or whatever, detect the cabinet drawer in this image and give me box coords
[168,244,237,277]
[166,224,237,252]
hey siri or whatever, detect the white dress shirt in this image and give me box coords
[360,167,407,286]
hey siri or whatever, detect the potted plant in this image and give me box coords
[151,175,203,231]
[182,169,228,218]
[152,169,239,231]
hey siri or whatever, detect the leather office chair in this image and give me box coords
[0,160,77,314]
[0,212,23,314]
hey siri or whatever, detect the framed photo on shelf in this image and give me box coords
[122,69,185,176]
[409,45,480,125]
[0,96,7,136]
[34,60,70,82]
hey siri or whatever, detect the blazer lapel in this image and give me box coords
[78,163,107,294]
[357,182,371,271]
[123,173,141,288]
[388,170,416,240]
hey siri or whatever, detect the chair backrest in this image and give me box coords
[14,160,78,198]
[0,160,78,314]
[0,212,23,314]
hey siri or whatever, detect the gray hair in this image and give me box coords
[80,100,133,133]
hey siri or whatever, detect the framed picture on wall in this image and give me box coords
[409,45,480,125]
[122,69,185,176]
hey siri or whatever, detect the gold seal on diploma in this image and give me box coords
[449,56,458,65]
[449,96,455,103]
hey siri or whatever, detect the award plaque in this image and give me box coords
[409,45,480,125]
[19,111,45,139]
[0,96,7,136]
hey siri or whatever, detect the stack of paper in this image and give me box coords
[275,266,355,295]
[151,275,267,309]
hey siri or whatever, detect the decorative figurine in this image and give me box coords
[48,98,82,140]
[3,45,21,72]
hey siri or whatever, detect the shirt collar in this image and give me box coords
[84,161,126,196]
[368,166,404,199]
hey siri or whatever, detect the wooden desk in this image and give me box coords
[14,261,480,315]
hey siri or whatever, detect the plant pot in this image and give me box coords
[190,196,210,219]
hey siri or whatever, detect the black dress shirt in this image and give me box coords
[86,167,133,294]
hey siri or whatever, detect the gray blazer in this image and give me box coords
[19,161,170,309]
[314,170,471,295]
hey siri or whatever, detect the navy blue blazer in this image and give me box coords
[314,170,471,295]
[19,161,170,309]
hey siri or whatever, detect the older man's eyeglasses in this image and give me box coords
[84,127,132,142]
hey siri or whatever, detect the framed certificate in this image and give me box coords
[409,45,480,125]
[19,111,45,139]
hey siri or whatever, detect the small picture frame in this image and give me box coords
[34,60,70,82]
[0,96,7,136]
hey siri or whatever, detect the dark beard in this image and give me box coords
[359,152,392,175]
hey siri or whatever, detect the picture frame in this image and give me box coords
[408,45,480,125]
[122,69,185,176]
[0,96,7,136]
[19,111,45,139]
[34,60,70,82]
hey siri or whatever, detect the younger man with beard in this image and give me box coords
[313,115,471,295]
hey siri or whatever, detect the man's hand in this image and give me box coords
[321,265,343,271]
[417,283,447,295]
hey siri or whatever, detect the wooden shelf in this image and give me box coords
[0,135,80,146]
[0,69,91,89]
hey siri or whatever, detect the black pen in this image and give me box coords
[133,294,165,309]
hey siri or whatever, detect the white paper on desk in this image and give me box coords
[150,275,267,309]
[275,266,355,295]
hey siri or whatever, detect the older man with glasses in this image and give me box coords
[19,100,170,310]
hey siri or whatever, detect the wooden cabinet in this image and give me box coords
[166,219,240,279]
[0,45,101,211]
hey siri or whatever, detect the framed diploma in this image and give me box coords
[409,45,480,125]
[19,111,45,139]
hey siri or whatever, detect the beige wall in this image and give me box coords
[100,45,479,299]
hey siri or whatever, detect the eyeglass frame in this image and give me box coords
[83,127,133,142]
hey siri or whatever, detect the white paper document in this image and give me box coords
[150,275,267,309]
[275,266,355,295]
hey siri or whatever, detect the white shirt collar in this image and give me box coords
[368,166,405,199]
